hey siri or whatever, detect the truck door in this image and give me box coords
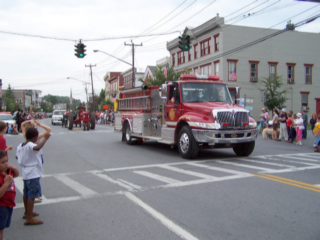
[165,84,182,127]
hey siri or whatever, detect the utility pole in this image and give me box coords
[124,40,142,88]
[85,64,96,110]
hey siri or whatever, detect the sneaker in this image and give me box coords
[313,144,317,147]
[299,142,302,146]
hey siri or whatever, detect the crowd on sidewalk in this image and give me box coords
[95,109,114,125]
[259,107,320,152]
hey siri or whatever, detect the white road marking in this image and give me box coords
[186,162,250,176]
[277,155,320,162]
[54,175,97,196]
[243,158,296,168]
[124,192,199,240]
[254,156,317,166]
[134,170,181,184]
[216,160,274,171]
[90,170,137,191]
[158,165,218,179]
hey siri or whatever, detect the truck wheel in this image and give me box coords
[86,122,90,131]
[233,141,255,156]
[90,113,95,129]
[178,126,199,159]
[68,113,73,130]
[125,123,134,145]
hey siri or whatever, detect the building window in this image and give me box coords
[213,34,219,52]
[188,50,191,61]
[301,92,310,109]
[287,63,296,84]
[194,67,199,75]
[200,38,211,57]
[249,61,259,82]
[268,62,278,81]
[304,64,313,84]
[214,60,220,77]
[227,59,238,81]
[177,51,185,65]
[172,53,175,66]
[200,63,211,75]
[194,43,198,59]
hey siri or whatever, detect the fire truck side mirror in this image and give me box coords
[235,87,240,104]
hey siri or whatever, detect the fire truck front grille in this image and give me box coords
[217,111,249,127]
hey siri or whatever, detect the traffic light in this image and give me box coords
[178,34,192,51]
[75,41,86,58]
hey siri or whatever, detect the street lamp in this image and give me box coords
[93,50,132,66]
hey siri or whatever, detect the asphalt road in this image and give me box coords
[4,119,320,240]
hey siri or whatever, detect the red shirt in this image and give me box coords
[0,135,8,160]
[287,118,293,127]
[0,170,16,208]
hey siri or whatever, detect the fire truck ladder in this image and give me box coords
[118,96,150,111]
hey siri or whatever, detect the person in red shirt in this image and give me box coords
[0,121,13,159]
[0,150,19,240]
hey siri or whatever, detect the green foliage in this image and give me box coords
[139,65,190,87]
[259,76,288,111]
[2,84,20,112]
[99,89,105,99]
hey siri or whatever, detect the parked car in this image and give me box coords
[47,112,53,118]
[51,110,65,125]
[0,113,16,131]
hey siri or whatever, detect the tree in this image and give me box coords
[2,84,19,112]
[139,65,190,87]
[259,76,288,111]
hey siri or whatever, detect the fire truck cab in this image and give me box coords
[114,74,258,159]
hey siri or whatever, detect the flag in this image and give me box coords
[230,67,237,80]
[164,63,169,77]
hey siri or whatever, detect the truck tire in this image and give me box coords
[233,141,255,156]
[178,126,199,159]
[125,123,134,145]
[90,113,95,129]
[68,112,73,130]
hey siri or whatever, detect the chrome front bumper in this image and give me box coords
[192,128,258,144]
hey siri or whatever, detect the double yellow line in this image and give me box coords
[252,173,320,193]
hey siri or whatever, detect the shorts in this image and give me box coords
[23,178,42,199]
[273,124,278,131]
[0,206,13,230]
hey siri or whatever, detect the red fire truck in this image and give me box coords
[114,74,258,159]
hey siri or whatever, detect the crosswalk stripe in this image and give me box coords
[134,170,181,184]
[54,175,97,196]
[243,158,296,168]
[216,160,274,171]
[254,156,317,166]
[280,155,320,162]
[186,162,250,176]
[158,165,218,179]
[90,170,138,191]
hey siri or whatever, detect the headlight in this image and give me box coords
[249,122,257,128]
[194,122,216,129]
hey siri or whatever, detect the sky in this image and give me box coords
[0,0,319,102]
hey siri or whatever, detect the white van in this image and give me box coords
[51,110,65,125]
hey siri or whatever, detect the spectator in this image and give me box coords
[286,112,293,142]
[278,108,288,141]
[313,115,320,150]
[294,113,304,146]
[272,108,279,141]
[302,110,308,139]
[310,112,317,134]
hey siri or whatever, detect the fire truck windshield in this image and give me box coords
[181,82,233,103]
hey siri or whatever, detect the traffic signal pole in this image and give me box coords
[124,40,142,88]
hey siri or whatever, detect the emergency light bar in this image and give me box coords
[180,74,220,81]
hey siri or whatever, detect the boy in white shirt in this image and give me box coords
[16,128,50,225]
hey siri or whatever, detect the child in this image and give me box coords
[7,125,13,134]
[0,121,13,159]
[16,128,50,225]
[21,119,51,203]
[294,113,304,146]
[0,150,19,240]
[313,116,320,151]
